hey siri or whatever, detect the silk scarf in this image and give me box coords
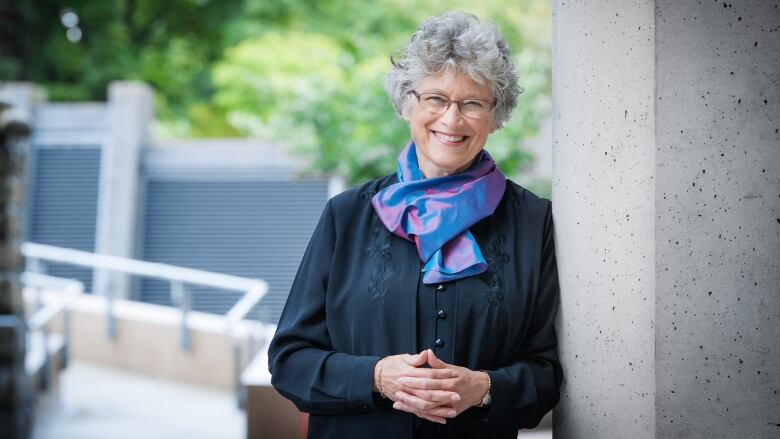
[371,141,506,284]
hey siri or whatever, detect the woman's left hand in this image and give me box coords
[392,349,490,422]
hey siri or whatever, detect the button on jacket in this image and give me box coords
[268,174,562,439]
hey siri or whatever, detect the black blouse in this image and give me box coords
[268,174,562,439]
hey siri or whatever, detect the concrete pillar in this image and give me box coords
[654,1,779,437]
[551,1,657,437]
[93,81,153,299]
[552,1,779,438]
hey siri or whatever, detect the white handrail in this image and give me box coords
[21,242,269,324]
[21,242,263,292]
[22,272,85,392]
[21,242,271,408]
[23,272,83,330]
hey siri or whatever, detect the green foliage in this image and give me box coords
[3,0,552,186]
[215,0,552,184]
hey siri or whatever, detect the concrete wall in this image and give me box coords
[93,82,153,299]
[654,1,780,437]
[552,1,779,437]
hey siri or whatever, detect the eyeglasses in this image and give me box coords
[409,90,496,119]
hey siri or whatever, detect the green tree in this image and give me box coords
[2,0,552,188]
[214,0,551,184]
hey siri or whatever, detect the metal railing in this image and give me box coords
[20,242,269,407]
[23,272,84,391]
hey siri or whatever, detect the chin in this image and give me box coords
[429,156,471,175]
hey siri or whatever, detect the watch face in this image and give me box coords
[482,392,492,406]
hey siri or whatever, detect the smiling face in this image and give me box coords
[404,68,497,178]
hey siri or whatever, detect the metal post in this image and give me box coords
[233,341,245,409]
[105,277,117,340]
[27,258,44,314]
[26,257,44,274]
[40,328,50,392]
[32,286,42,315]
[245,331,256,366]
[61,306,70,369]
[171,281,191,351]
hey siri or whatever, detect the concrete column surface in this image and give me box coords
[93,81,153,299]
[654,1,779,437]
[551,1,657,438]
[552,1,779,438]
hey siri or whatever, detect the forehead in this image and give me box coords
[416,68,493,99]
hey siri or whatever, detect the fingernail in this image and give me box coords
[451,394,460,402]
[449,411,456,417]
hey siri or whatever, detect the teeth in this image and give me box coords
[435,131,465,142]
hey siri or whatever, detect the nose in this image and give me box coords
[439,102,463,125]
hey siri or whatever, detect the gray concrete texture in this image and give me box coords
[552,0,779,438]
[655,1,779,437]
[551,0,657,437]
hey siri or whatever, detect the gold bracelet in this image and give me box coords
[377,357,388,399]
[478,371,491,407]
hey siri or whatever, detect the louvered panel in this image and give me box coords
[28,146,101,290]
[138,178,328,324]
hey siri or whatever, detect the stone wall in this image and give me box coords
[0,84,36,439]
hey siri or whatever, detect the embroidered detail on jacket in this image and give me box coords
[482,193,516,307]
[364,188,394,299]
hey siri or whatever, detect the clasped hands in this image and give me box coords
[372,349,489,424]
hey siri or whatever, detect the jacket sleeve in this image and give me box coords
[267,199,382,415]
[473,201,563,430]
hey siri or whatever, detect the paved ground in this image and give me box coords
[32,361,551,439]
[33,361,245,439]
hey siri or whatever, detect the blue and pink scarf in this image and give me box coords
[371,141,506,284]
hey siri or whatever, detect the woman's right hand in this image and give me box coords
[373,351,461,424]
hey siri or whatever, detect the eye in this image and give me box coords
[424,95,449,104]
[462,100,486,110]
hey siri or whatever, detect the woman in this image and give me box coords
[268,11,562,438]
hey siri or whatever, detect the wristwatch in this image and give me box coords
[478,371,492,407]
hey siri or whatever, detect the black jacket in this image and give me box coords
[268,174,562,438]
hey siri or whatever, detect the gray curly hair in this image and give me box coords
[384,11,522,128]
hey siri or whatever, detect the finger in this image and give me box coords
[426,349,448,369]
[392,401,443,423]
[421,404,458,418]
[393,401,457,418]
[398,376,457,391]
[392,401,455,421]
[395,391,443,411]
[419,413,447,425]
[405,350,428,367]
[405,387,461,403]
[403,367,458,380]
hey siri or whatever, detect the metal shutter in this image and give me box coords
[137,176,328,324]
[27,146,101,290]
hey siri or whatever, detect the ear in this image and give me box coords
[489,120,499,133]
